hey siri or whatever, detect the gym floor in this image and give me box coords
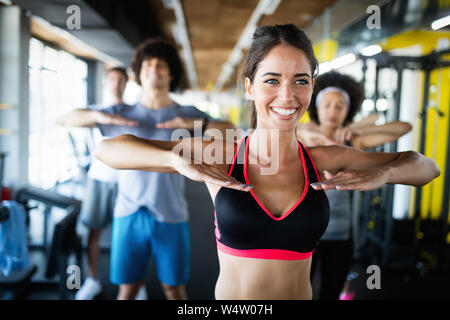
[16,249,450,300]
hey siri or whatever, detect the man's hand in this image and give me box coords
[155,117,204,130]
[95,111,139,126]
[55,109,138,128]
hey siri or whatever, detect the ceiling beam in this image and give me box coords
[214,0,281,92]
[163,0,198,89]
[12,0,136,66]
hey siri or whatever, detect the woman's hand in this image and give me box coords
[171,153,252,192]
[333,126,360,144]
[310,168,390,191]
[310,145,440,189]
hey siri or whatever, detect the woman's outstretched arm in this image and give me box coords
[94,134,178,172]
[94,134,251,191]
[310,145,440,191]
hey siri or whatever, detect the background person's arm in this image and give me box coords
[296,122,336,146]
[351,121,412,149]
[347,113,380,129]
[156,116,237,138]
[55,109,138,127]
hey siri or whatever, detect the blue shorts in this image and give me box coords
[110,207,190,286]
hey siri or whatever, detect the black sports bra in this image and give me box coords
[214,135,330,260]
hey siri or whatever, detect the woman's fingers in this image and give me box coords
[323,170,336,180]
[211,172,252,192]
[311,169,388,191]
[312,170,359,189]
[195,165,252,192]
[323,172,363,187]
[172,154,252,192]
[311,177,359,191]
[204,174,252,191]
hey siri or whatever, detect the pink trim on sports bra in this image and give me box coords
[227,137,246,176]
[216,240,314,260]
[300,142,321,183]
[243,134,310,221]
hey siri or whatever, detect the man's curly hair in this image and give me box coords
[308,71,364,126]
[131,38,187,92]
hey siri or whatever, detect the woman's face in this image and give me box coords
[245,44,314,132]
[316,91,349,129]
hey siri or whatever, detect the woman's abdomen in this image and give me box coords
[215,251,312,300]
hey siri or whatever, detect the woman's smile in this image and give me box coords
[269,107,299,119]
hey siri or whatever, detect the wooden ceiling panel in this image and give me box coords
[183,0,258,89]
[193,48,232,88]
[259,0,338,28]
[148,0,338,90]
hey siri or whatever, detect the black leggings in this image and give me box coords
[310,239,354,300]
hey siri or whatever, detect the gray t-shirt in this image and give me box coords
[320,189,352,241]
[97,102,215,222]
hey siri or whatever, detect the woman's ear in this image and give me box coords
[245,77,254,101]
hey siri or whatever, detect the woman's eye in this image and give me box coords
[295,79,309,85]
[264,79,279,85]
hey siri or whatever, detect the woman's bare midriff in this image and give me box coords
[214,250,313,300]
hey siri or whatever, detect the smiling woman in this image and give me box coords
[243,25,318,130]
[94,24,440,300]
[244,44,314,132]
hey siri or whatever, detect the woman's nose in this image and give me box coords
[277,84,293,101]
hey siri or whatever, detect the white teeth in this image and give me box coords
[271,108,296,116]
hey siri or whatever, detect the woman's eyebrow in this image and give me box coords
[261,72,281,77]
[294,73,311,78]
[261,72,311,78]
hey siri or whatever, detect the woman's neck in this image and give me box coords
[320,125,338,139]
[249,128,299,167]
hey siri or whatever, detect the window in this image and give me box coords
[28,38,88,189]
